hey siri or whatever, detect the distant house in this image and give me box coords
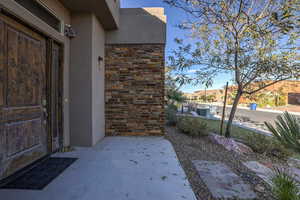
[0,0,166,181]
[288,93,300,105]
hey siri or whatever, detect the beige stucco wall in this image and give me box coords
[40,0,71,26]
[0,0,71,147]
[69,13,105,146]
[69,13,93,146]
[106,8,166,44]
[59,0,120,30]
[91,14,105,145]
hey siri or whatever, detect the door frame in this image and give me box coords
[0,7,65,154]
[46,39,64,152]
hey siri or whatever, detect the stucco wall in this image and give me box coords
[91,15,105,145]
[69,13,93,146]
[70,13,106,146]
[0,0,71,147]
[58,0,120,30]
[40,0,71,25]
[105,44,165,136]
[106,8,166,44]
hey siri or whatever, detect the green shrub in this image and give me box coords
[167,104,178,111]
[265,112,300,152]
[244,133,292,159]
[177,117,209,137]
[166,105,178,126]
[271,168,300,200]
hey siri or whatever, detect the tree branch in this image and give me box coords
[243,77,292,95]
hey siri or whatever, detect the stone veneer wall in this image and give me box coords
[105,44,165,136]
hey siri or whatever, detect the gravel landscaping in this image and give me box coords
[165,125,280,200]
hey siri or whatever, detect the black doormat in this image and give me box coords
[0,157,77,190]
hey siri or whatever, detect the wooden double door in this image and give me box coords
[0,13,62,180]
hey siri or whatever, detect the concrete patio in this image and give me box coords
[0,137,197,200]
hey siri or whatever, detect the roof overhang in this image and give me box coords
[106,8,167,45]
[59,0,119,30]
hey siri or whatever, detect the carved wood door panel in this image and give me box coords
[50,42,62,152]
[0,14,48,180]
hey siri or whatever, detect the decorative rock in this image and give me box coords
[254,184,265,193]
[209,133,253,155]
[288,158,300,169]
[240,172,260,185]
[193,160,257,199]
[260,161,274,169]
[289,167,300,182]
[283,158,300,182]
[243,161,274,186]
[237,142,254,154]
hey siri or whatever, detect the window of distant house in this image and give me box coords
[14,0,62,32]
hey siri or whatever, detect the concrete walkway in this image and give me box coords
[0,137,196,200]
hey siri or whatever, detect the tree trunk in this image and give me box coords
[225,91,243,138]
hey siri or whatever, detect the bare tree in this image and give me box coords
[164,0,300,137]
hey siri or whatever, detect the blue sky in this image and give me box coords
[121,0,233,93]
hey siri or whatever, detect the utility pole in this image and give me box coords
[220,82,229,136]
[204,87,207,103]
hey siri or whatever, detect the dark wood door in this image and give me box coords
[50,42,62,152]
[0,14,48,180]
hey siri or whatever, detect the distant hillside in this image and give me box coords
[184,80,300,106]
